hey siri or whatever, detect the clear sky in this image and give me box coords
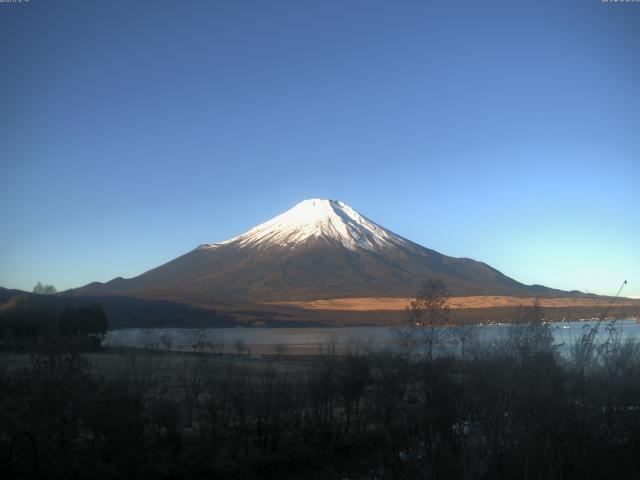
[1,0,639,298]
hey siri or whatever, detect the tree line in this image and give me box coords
[0,298,107,351]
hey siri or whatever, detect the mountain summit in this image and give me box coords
[76,199,565,302]
[216,198,409,251]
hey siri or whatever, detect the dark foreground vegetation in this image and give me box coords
[0,298,107,351]
[1,315,640,480]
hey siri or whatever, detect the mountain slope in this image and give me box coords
[74,199,569,302]
[0,286,28,305]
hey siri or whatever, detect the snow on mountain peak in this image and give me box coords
[223,198,407,251]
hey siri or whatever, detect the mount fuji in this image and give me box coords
[75,199,566,304]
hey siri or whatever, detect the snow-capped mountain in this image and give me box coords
[75,199,564,302]
[217,199,409,251]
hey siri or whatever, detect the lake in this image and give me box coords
[105,319,640,356]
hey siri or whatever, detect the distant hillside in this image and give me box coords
[1,291,242,330]
[0,286,27,304]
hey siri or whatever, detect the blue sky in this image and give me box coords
[1,0,639,297]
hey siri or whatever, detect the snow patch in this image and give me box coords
[197,243,221,250]
[221,199,409,251]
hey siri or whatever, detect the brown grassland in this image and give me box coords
[269,295,640,311]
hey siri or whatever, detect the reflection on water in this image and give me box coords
[105,319,639,355]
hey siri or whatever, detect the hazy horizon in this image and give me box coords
[1,1,639,297]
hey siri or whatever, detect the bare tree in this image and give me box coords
[448,324,481,361]
[233,338,247,357]
[406,278,450,361]
[137,330,161,352]
[159,332,173,352]
[210,331,226,355]
[33,282,57,295]
[501,299,554,363]
[189,328,206,353]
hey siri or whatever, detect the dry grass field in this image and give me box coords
[270,295,640,311]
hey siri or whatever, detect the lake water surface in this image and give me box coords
[105,319,640,356]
